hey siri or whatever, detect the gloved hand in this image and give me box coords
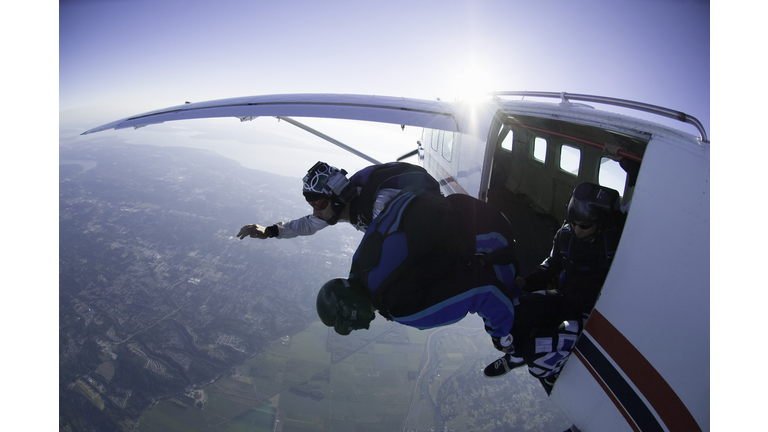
[237,224,270,240]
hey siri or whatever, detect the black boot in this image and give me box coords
[483,352,525,378]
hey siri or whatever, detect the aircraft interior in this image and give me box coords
[485,114,648,277]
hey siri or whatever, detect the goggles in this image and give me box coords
[309,198,330,211]
[574,222,595,230]
[332,300,374,335]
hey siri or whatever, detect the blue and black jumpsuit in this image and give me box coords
[349,190,522,340]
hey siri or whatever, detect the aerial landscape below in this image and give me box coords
[59,141,568,432]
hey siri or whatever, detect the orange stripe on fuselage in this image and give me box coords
[583,309,702,432]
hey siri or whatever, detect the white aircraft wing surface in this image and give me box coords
[82,93,458,135]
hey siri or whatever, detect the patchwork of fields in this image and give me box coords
[136,315,569,432]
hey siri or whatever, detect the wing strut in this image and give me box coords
[275,116,382,165]
[396,148,419,161]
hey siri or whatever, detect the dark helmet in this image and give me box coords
[566,182,620,228]
[316,278,375,335]
[302,161,357,225]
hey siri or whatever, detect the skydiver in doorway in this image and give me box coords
[483,140,641,390]
[236,160,440,240]
[484,182,627,393]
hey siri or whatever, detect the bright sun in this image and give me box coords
[453,67,494,102]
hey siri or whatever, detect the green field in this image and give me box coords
[137,399,224,432]
[136,315,569,431]
[136,318,432,431]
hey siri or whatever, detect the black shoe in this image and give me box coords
[483,353,525,378]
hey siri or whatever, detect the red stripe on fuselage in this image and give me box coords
[572,348,641,432]
[583,309,701,432]
[430,162,468,196]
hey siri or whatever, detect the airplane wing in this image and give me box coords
[81,93,458,135]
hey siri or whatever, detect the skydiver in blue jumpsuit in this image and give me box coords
[316,189,525,354]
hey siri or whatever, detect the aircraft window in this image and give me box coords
[442,132,453,161]
[599,157,627,196]
[432,130,441,151]
[559,144,580,175]
[425,129,438,151]
[500,130,514,152]
[533,137,547,162]
[422,129,431,148]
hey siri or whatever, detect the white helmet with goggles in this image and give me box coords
[302,162,357,225]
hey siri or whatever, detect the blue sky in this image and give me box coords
[59,0,710,118]
[56,0,711,178]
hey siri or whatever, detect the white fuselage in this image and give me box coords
[422,95,710,432]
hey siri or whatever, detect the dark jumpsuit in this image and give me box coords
[349,190,522,339]
[513,216,624,382]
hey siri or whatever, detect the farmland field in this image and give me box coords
[136,315,569,431]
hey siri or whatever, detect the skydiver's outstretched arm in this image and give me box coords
[237,216,329,240]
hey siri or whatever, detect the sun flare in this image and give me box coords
[453,68,494,102]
